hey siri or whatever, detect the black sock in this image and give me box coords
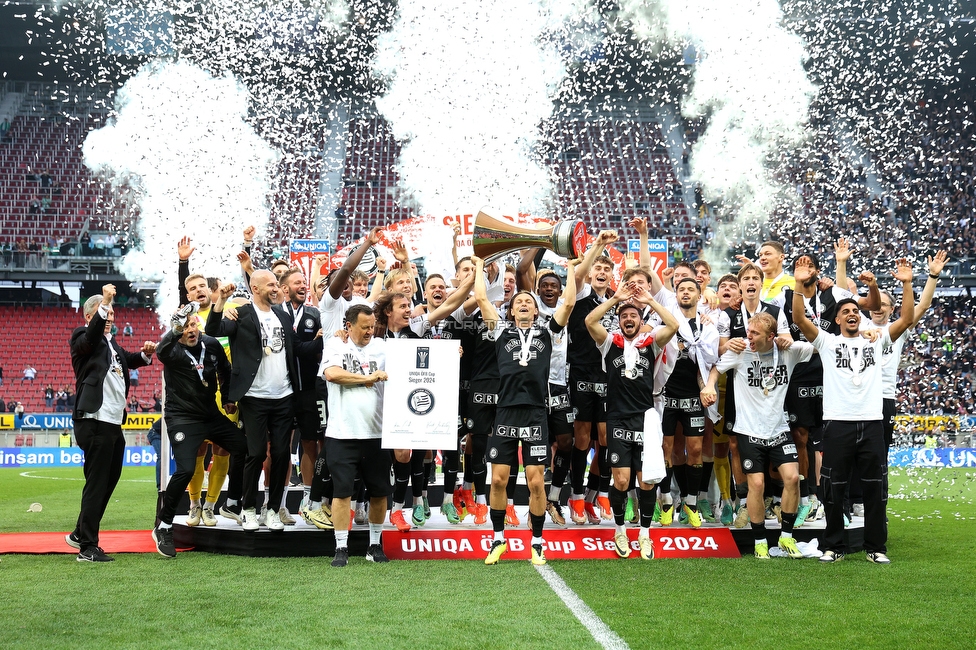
[799,476,808,500]
[598,446,611,492]
[463,452,473,484]
[773,479,784,501]
[489,507,506,533]
[424,458,433,490]
[686,464,703,508]
[736,483,749,502]
[639,487,657,528]
[530,513,545,538]
[675,463,688,499]
[410,453,425,499]
[609,486,627,526]
[752,520,767,544]
[571,447,588,494]
[393,460,410,504]
[472,435,488,496]
[442,449,459,496]
[587,471,600,492]
[506,468,518,500]
[659,466,673,496]
[699,461,714,494]
[309,453,329,502]
[552,447,571,491]
[782,511,797,535]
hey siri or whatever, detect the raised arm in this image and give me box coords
[574,230,618,288]
[833,237,851,290]
[205,281,237,336]
[887,258,915,341]
[472,256,499,329]
[177,236,194,305]
[517,248,544,292]
[636,286,680,347]
[631,217,663,293]
[308,253,328,307]
[791,266,821,342]
[585,286,627,347]
[553,258,580,327]
[856,270,881,312]
[914,250,947,326]
[330,227,381,300]
[426,273,475,326]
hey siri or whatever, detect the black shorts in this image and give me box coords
[662,396,706,437]
[569,366,607,424]
[315,377,329,429]
[457,388,469,439]
[467,384,497,438]
[738,431,798,474]
[294,388,324,441]
[487,406,549,466]
[808,425,824,451]
[325,437,392,499]
[787,383,823,430]
[547,383,575,440]
[607,415,645,470]
[882,398,895,449]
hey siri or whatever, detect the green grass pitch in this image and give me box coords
[1,465,974,649]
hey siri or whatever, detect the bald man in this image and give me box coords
[206,270,319,531]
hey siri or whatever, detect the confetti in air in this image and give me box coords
[82,60,279,317]
[372,0,570,219]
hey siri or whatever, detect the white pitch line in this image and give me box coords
[18,471,152,482]
[535,564,630,650]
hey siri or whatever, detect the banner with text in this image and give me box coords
[627,238,669,281]
[289,239,331,305]
[383,527,741,560]
[2,413,160,430]
[888,447,976,468]
[0,446,158,468]
[382,339,460,450]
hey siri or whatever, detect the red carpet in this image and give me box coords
[0,530,188,554]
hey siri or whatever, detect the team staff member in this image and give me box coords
[151,310,247,558]
[322,304,391,567]
[792,258,915,564]
[206,271,318,531]
[704,313,813,559]
[475,256,579,566]
[278,268,324,519]
[585,282,678,560]
[66,284,155,562]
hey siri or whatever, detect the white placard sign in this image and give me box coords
[382,339,460,450]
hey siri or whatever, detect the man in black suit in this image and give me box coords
[205,270,315,531]
[66,284,156,562]
[277,268,324,518]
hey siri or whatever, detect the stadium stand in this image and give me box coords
[0,306,163,413]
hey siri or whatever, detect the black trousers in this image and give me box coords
[157,416,247,525]
[238,395,295,510]
[820,420,887,554]
[73,418,125,552]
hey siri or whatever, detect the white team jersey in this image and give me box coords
[715,342,814,439]
[320,293,370,337]
[811,329,891,421]
[859,320,908,399]
[321,336,386,440]
[535,294,568,386]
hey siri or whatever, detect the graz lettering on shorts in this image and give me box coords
[495,425,543,441]
[796,386,823,398]
[459,380,471,390]
[612,428,644,443]
[664,396,702,410]
[747,432,789,447]
[548,393,570,409]
[575,381,607,396]
[472,392,497,404]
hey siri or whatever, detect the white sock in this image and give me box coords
[548,486,562,501]
[801,496,810,506]
[393,502,404,511]
[494,530,505,542]
[369,523,382,545]
[335,530,349,549]
[309,499,321,511]
[686,494,698,507]
[413,496,423,506]
[639,526,650,539]
[781,532,793,540]
[225,498,238,507]
[190,499,201,508]
[442,493,453,506]
[202,502,214,511]
[531,536,543,546]
[158,521,172,529]
[303,485,311,499]
[615,524,626,535]
[476,494,486,505]
[507,498,514,506]
[570,492,584,501]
